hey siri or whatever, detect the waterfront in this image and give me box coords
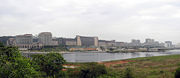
[21,50,180,62]
[63,50,180,62]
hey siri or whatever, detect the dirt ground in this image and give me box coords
[99,60,136,67]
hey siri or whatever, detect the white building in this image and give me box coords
[38,32,52,46]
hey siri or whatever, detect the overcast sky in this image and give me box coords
[0,0,180,43]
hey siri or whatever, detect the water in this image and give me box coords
[62,50,180,62]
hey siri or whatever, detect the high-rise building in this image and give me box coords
[38,32,52,46]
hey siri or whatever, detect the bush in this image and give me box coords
[79,63,107,78]
[123,68,135,78]
[56,71,68,78]
[175,67,180,78]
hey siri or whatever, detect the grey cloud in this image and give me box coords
[0,0,180,43]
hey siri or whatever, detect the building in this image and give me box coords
[175,43,180,48]
[98,40,115,47]
[15,34,33,49]
[63,38,77,46]
[131,39,141,44]
[98,40,107,47]
[115,42,127,47]
[76,35,98,47]
[130,39,141,47]
[145,38,154,43]
[0,36,15,45]
[7,38,16,46]
[38,32,52,46]
[165,41,173,48]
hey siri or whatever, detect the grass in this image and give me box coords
[108,54,180,78]
[68,54,180,78]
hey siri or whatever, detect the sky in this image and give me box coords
[0,0,180,43]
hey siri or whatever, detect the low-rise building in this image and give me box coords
[98,40,115,47]
[76,35,98,47]
[15,34,33,49]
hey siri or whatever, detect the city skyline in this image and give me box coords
[0,32,177,44]
[0,32,173,44]
[1,0,180,43]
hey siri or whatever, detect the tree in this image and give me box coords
[0,46,39,78]
[0,42,4,47]
[175,67,180,78]
[79,63,107,78]
[32,53,66,77]
[100,46,105,51]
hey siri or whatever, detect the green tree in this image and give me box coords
[0,42,4,47]
[79,63,107,78]
[0,46,39,78]
[175,67,180,78]
[32,53,66,77]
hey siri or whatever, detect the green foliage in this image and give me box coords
[79,63,107,78]
[0,46,21,62]
[0,42,4,47]
[39,45,68,52]
[175,67,180,78]
[32,53,66,77]
[56,71,69,78]
[123,68,135,78]
[0,46,39,78]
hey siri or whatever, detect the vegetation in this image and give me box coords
[79,63,107,78]
[38,45,68,52]
[1,41,180,78]
[103,55,180,78]
[32,53,66,77]
[0,43,39,78]
[0,43,67,78]
[175,67,180,78]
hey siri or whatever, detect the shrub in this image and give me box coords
[123,68,135,78]
[79,63,107,78]
[175,67,180,78]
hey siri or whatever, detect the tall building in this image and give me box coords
[76,35,98,47]
[38,32,52,46]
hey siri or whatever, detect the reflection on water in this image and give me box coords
[62,50,180,62]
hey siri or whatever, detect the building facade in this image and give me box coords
[76,35,98,47]
[165,41,173,48]
[15,34,33,49]
[98,40,116,47]
[38,32,52,46]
